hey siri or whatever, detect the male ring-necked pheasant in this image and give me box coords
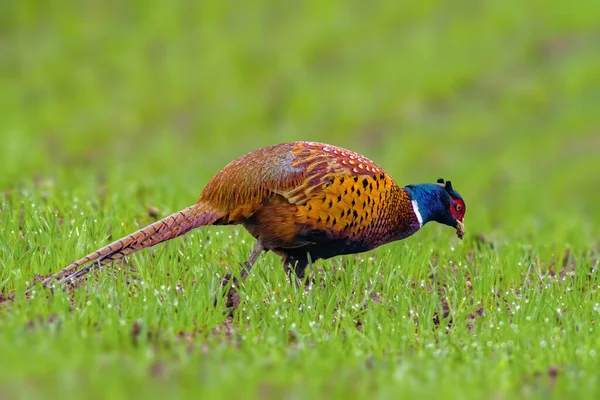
[40,141,466,289]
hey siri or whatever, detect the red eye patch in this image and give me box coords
[450,199,466,220]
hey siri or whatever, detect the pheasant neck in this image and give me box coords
[403,184,447,226]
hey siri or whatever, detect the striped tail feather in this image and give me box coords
[38,202,223,290]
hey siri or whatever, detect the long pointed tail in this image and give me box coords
[38,202,222,290]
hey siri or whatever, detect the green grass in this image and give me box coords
[2,0,600,398]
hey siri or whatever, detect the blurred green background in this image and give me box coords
[2,1,600,398]
[2,0,600,242]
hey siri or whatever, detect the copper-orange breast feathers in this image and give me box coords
[295,173,417,243]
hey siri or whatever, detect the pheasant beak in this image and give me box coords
[456,219,465,239]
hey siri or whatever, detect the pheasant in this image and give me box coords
[39,141,466,290]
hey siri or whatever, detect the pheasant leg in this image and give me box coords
[222,239,264,309]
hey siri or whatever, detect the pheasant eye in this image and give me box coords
[456,204,462,211]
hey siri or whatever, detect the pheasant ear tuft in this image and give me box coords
[445,181,453,191]
[437,178,445,184]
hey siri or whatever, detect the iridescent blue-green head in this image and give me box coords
[404,178,466,239]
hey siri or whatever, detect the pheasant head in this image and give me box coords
[405,178,466,239]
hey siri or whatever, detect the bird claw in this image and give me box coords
[218,273,243,310]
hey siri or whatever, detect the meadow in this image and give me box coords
[1,1,600,398]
